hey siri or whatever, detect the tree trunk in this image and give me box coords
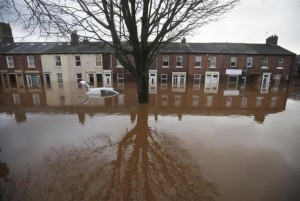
[136,72,149,104]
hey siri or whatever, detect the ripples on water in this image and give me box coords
[1,81,300,201]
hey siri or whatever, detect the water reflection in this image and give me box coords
[6,105,219,201]
[0,80,292,124]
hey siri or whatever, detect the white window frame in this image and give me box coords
[6,56,14,68]
[230,57,237,67]
[26,74,41,87]
[162,55,169,68]
[176,55,183,67]
[194,74,201,86]
[262,57,268,68]
[246,57,253,68]
[75,55,81,66]
[76,73,82,83]
[27,56,35,68]
[277,58,284,68]
[161,74,168,84]
[210,56,216,68]
[96,54,103,67]
[117,73,124,84]
[195,56,202,68]
[55,55,61,67]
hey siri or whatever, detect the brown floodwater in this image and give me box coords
[0,80,300,201]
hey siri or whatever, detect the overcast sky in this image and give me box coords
[9,0,300,54]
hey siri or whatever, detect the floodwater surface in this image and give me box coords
[1,81,300,201]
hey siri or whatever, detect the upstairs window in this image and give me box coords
[277,58,284,68]
[75,55,81,66]
[55,56,61,67]
[195,56,202,67]
[176,55,183,67]
[162,55,169,67]
[96,54,103,66]
[262,57,268,67]
[27,56,35,68]
[57,73,63,83]
[246,57,253,68]
[210,56,216,68]
[6,56,14,68]
[230,57,237,67]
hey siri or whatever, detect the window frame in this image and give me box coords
[6,56,14,68]
[230,56,237,67]
[209,56,217,68]
[246,57,253,68]
[57,73,63,83]
[194,56,202,68]
[262,57,268,67]
[55,55,62,67]
[277,58,284,68]
[162,55,169,68]
[75,55,81,66]
[176,55,183,67]
[96,54,103,67]
[27,55,35,68]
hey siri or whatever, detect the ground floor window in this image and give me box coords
[26,74,41,87]
[117,73,124,84]
[172,72,186,92]
[227,75,239,89]
[161,74,168,84]
[204,72,219,93]
[194,74,201,90]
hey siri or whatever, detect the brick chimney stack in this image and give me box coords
[0,22,14,43]
[71,31,79,46]
[266,35,278,45]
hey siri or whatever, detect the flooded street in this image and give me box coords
[1,81,300,201]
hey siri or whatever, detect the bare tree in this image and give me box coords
[7,0,239,103]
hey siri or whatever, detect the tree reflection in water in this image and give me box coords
[11,105,219,201]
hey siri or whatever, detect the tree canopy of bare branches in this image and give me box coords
[4,0,239,103]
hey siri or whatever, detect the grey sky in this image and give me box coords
[189,0,300,54]
[9,0,300,54]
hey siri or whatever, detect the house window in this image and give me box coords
[262,57,268,67]
[96,54,103,66]
[76,73,82,83]
[162,55,169,67]
[75,55,81,66]
[117,73,124,84]
[161,74,168,84]
[277,58,284,68]
[176,55,183,67]
[230,57,237,67]
[57,73,63,83]
[27,56,35,68]
[6,56,14,68]
[194,74,201,86]
[246,57,253,68]
[26,74,41,87]
[116,59,123,67]
[195,56,202,67]
[210,56,216,68]
[55,56,61,67]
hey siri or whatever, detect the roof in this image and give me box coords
[0,41,295,55]
[159,42,295,55]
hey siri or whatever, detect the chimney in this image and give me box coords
[71,31,79,46]
[0,22,14,43]
[83,37,89,43]
[181,37,186,43]
[266,35,278,45]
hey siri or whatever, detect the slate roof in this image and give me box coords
[0,41,295,55]
[159,42,295,55]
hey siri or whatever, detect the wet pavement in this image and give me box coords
[0,81,300,201]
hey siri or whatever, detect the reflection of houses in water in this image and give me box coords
[0,79,289,124]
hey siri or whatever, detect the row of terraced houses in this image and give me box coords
[0,23,296,92]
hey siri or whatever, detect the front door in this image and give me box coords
[103,73,112,87]
[88,74,95,86]
[261,73,271,93]
[205,72,219,93]
[149,73,157,91]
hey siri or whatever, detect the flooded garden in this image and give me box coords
[1,80,300,201]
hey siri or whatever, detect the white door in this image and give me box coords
[205,72,219,92]
[103,73,112,87]
[172,74,186,89]
[149,73,157,90]
[261,73,271,93]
